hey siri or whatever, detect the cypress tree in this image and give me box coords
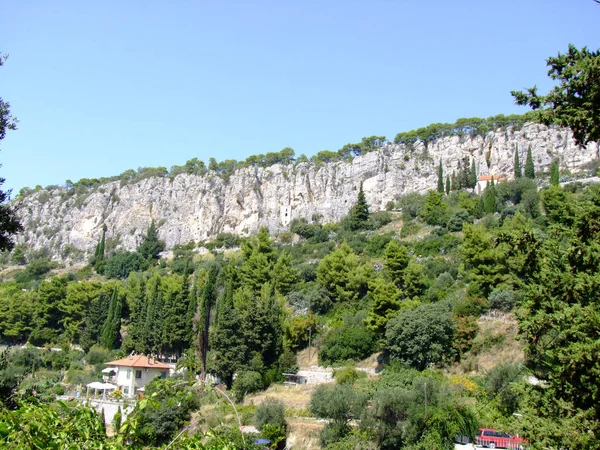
[469,159,478,189]
[451,170,458,191]
[514,150,522,178]
[100,287,122,349]
[445,175,451,195]
[483,177,497,214]
[437,161,444,193]
[550,158,560,186]
[198,265,218,378]
[525,145,535,179]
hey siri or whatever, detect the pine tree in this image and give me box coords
[138,220,165,261]
[384,240,410,288]
[346,182,370,230]
[469,159,478,188]
[445,175,451,195]
[240,227,276,293]
[365,276,402,334]
[514,150,522,178]
[550,158,560,186]
[437,161,444,193]
[525,145,535,179]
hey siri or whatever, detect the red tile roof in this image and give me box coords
[479,175,506,181]
[105,355,172,369]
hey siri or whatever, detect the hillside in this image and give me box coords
[14,121,598,262]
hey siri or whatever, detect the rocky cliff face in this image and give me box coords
[15,123,598,261]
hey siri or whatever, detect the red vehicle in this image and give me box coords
[475,428,527,449]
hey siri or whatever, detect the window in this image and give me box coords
[126,369,131,380]
[161,371,167,379]
[135,370,142,379]
[123,386,129,395]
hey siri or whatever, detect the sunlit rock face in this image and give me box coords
[15,123,598,261]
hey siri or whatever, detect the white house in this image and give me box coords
[104,355,173,398]
[476,175,506,195]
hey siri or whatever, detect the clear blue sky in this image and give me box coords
[1,0,599,192]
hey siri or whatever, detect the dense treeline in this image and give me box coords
[17,112,539,199]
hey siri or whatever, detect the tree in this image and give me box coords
[346,182,370,230]
[386,302,456,371]
[138,221,165,261]
[550,158,560,186]
[420,190,448,226]
[514,149,522,178]
[317,241,365,303]
[365,276,402,334]
[505,186,600,447]
[197,265,218,377]
[0,55,23,251]
[482,178,497,214]
[512,44,600,146]
[445,175,450,195]
[437,161,444,193]
[525,145,535,179]
[469,159,477,189]
[384,240,410,288]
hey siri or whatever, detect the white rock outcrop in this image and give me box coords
[14,123,598,261]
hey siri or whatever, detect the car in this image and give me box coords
[475,428,527,449]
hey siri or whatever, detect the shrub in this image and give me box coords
[488,288,516,311]
[333,367,366,385]
[369,211,393,229]
[85,345,112,366]
[255,397,287,432]
[232,371,264,402]
[103,252,146,279]
[386,302,456,370]
[319,325,378,366]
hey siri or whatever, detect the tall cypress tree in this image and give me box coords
[550,158,560,186]
[198,265,218,378]
[469,159,478,189]
[514,150,522,178]
[437,160,444,193]
[451,170,458,191]
[207,280,246,388]
[525,145,535,179]
[100,287,121,349]
[445,175,451,195]
[482,177,497,214]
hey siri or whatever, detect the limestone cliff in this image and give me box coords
[14,123,598,261]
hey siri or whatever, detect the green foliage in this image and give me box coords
[482,178,498,214]
[100,287,122,349]
[318,324,378,365]
[103,251,145,279]
[254,397,287,433]
[384,240,410,288]
[437,161,444,193]
[333,367,366,385]
[550,158,560,186]
[386,302,456,370]
[398,192,425,220]
[232,370,264,402]
[317,241,367,303]
[420,190,448,226]
[512,44,600,146]
[488,288,516,311]
[138,220,165,261]
[484,363,522,417]
[310,384,368,446]
[514,150,522,178]
[525,145,535,179]
[345,183,370,231]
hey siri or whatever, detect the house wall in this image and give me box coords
[113,367,169,397]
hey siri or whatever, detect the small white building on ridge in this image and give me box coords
[104,355,172,397]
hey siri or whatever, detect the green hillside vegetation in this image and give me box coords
[3,161,600,448]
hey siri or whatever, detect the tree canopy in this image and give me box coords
[512,44,600,146]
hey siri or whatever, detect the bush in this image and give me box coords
[488,288,516,311]
[386,302,456,370]
[103,252,146,279]
[232,371,264,402]
[333,367,366,385]
[85,345,112,366]
[319,325,378,366]
[255,397,287,432]
[369,211,393,229]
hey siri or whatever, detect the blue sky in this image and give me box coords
[1,0,599,192]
